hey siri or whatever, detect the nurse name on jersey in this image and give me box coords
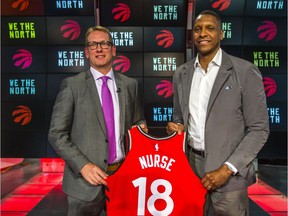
[138,153,176,172]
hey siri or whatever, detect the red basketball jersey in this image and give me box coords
[105,126,207,216]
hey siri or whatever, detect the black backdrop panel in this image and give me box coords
[1,130,47,158]
[144,52,185,77]
[1,17,47,45]
[243,17,287,46]
[2,74,46,102]
[242,46,286,74]
[221,17,243,45]
[46,16,95,45]
[113,53,143,77]
[143,27,185,52]
[245,0,287,17]
[195,0,246,16]
[45,0,95,16]
[99,0,144,26]
[1,46,47,73]
[2,102,47,130]
[143,0,188,26]
[263,74,287,102]
[47,74,75,102]
[47,46,89,73]
[143,77,173,127]
[1,0,45,16]
[267,102,287,132]
[108,27,143,52]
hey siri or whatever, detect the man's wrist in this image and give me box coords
[224,162,238,175]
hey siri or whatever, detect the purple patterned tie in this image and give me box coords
[101,76,116,164]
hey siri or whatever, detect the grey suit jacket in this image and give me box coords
[172,50,269,192]
[48,70,145,201]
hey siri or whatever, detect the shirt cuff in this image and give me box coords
[224,162,238,174]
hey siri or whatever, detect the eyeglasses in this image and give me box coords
[86,41,113,50]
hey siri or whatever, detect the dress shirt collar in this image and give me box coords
[90,66,115,81]
[194,48,222,70]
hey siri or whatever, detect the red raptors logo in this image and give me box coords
[61,20,81,41]
[13,49,32,69]
[156,80,173,98]
[257,21,277,42]
[212,0,231,11]
[112,3,131,22]
[156,30,174,48]
[10,0,30,11]
[12,105,32,126]
[263,77,277,97]
[113,55,130,73]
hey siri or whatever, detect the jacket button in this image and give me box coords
[104,160,108,164]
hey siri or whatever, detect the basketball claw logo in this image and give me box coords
[156,80,173,98]
[156,30,174,48]
[12,105,32,126]
[113,55,130,73]
[10,0,30,11]
[61,20,81,41]
[112,3,130,22]
[212,0,231,11]
[257,21,277,42]
[13,49,32,69]
[263,77,277,97]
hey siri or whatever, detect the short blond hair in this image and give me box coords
[85,26,113,45]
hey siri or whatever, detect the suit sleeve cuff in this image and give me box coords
[224,161,238,175]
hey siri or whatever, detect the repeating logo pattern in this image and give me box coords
[13,49,32,69]
[257,21,277,42]
[212,0,231,11]
[61,20,81,40]
[12,105,32,126]
[112,3,130,22]
[156,80,173,98]
[156,30,174,48]
[113,55,130,73]
[10,0,30,11]
[263,77,277,97]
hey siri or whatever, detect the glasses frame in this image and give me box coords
[86,41,113,50]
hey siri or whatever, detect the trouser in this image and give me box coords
[188,148,249,216]
[67,188,106,216]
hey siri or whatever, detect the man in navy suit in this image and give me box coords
[49,26,147,216]
[167,10,269,215]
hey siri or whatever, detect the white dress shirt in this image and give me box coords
[90,67,124,162]
[188,49,222,151]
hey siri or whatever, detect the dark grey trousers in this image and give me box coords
[188,148,249,216]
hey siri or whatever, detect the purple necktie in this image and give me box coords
[101,76,116,164]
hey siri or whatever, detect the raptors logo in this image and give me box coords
[13,49,32,69]
[263,77,277,97]
[156,30,174,48]
[257,21,277,42]
[156,80,173,98]
[112,3,130,22]
[61,20,81,41]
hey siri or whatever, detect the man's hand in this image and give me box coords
[139,124,148,133]
[80,163,108,186]
[166,122,184,135]
[201,164,233,191]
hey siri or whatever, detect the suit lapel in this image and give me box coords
[182,61,194,105]
[206,51,233,116]
[85,70,107,136]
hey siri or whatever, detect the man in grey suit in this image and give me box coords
[48,26,147,215]
[166,10,269,215]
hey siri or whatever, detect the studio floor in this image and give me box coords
[1,158,287,216]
